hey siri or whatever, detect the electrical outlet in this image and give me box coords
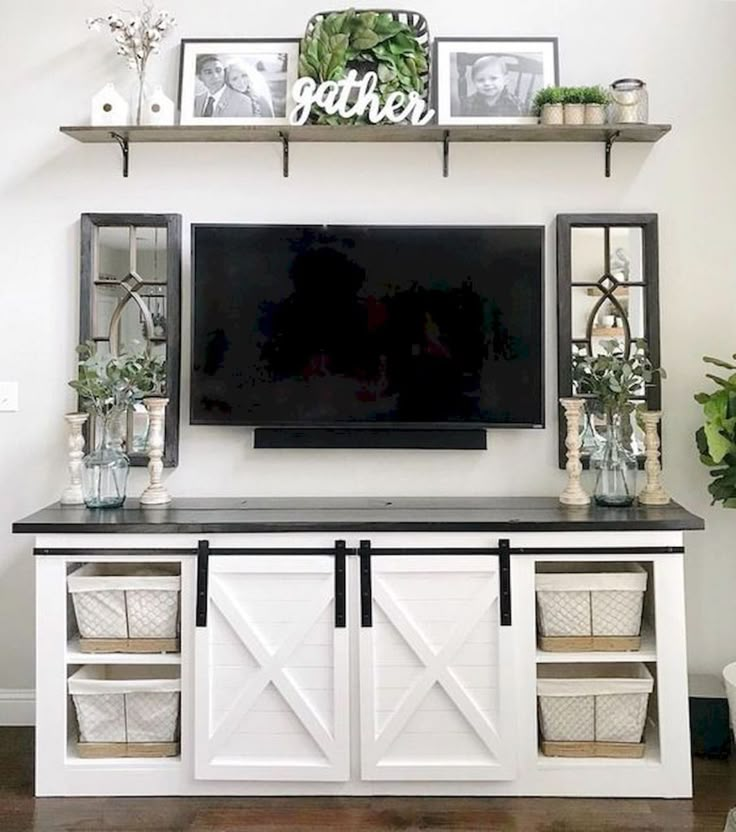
[0,382,19,412]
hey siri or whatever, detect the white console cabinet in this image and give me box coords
[14,498,703,798]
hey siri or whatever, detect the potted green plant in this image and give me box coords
[533,86,565,125]
[572,339,664,506]
[694,354,736,507]
[582,85,609,125]
[69,341,166,508]
[562,87,586,124]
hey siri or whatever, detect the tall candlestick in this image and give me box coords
[559,398,591,506]
[139,397,171,506]
[638,410,670,505]
[61,413,89,505]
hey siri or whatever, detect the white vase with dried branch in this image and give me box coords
[87,5,176,125]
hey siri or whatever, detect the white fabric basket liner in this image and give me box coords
[68,665,180,695]
[537,663,653,697]
[68,563,180,593]
[535,563,647,592]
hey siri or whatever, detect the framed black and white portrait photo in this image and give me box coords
[435,38,559,125]
[178,39,300,125]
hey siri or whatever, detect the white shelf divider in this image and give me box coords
[535,626,656,664]
[66,638,181,665]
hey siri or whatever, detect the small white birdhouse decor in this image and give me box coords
[91,83,129,126]
[141,86,175,125]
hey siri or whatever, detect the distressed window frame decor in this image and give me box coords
[434,37,559,126]
[177,38,301,126]
[556,213,662,470]
[79,213,181,468]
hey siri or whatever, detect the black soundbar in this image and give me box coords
[253,428,487,450]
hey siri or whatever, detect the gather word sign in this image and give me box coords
[290,70,435,126]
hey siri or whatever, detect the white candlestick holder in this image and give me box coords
[638,410,670,505]
[60,413,89,505]
[559,398,591,506]
[139,397,172,506]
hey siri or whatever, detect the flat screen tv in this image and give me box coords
[191,225,544,428]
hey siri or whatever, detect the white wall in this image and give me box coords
[1,0,735,713]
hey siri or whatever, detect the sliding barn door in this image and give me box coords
[194,554,349,781]
[359,554,515,780]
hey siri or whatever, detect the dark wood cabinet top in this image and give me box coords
[13,497,704,535]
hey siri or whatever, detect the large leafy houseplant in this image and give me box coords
[694,354,736,507]
[298,9,429,124]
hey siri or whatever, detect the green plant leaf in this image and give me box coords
[704,355,736,370]
[351,29,380,50]
[704,422,734,463]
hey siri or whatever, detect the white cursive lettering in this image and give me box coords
[289,71,435,126]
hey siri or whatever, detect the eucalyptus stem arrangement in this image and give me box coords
[572,339,663,415]
[694,353,736,507]
[572,339,664,507]
[69,341,166,508]
[87,3,176,124]
[69,340,166,422]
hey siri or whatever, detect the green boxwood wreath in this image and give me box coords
[298,9,430,125]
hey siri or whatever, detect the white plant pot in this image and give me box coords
[585,104,607,125]
[563,103,585,125]
[540,103,564,125]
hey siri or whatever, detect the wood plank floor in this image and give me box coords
[1,728,734,832]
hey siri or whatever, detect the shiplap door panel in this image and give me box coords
[194,556,349,781]
[359,555,515,781]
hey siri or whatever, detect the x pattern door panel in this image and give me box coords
[359,555,515,780]
[195,555,349,781]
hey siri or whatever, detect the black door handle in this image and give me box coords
[360,540,372,627]
[196,539,209,628]
[334,540,346,628]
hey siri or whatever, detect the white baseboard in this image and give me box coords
[0,689,35,725]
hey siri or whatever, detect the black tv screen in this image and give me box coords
[191,225,544,428]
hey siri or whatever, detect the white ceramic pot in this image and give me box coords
[585,103,607,125]
[540,103,564,125]
[564,103,585,125]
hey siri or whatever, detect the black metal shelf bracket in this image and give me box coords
[604,130,621,178]
[443,130,450,178]
[279,131,289,178]
[110,132,130,178]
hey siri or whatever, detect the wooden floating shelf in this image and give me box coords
[60,123,671,144]
[59,123,672,179]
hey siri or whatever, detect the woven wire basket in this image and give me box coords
[537,664,653,745]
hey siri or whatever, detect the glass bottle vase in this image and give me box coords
[593,407,637,507]
[81,410,129,508]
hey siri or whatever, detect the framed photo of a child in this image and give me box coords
[434,38,559,125]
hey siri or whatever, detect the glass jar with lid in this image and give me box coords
[609,78,648,124]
